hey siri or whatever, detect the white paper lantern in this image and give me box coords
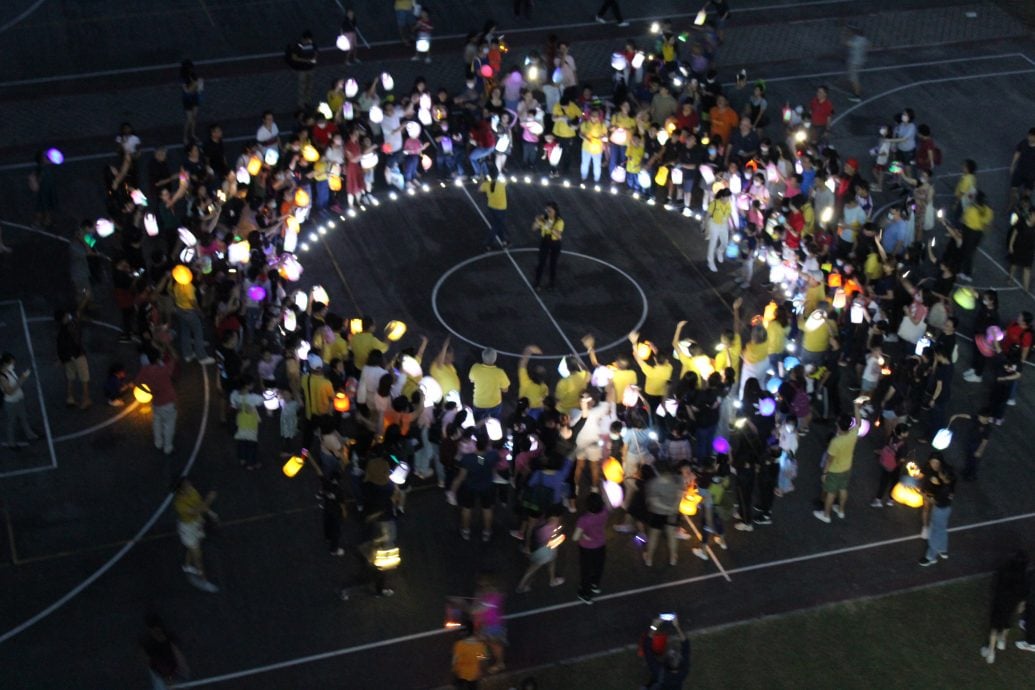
[381,72,394,91]
[610,52,627,71]
[345,78,358,98]
[317,102,333,120]
[548,145,562,166]
[282,228,298,254]
[236,166,251,184]
[637,170,651,189]
[611,167,626,183]
[557,358,570,378]
[418,108,432,126]
[263,388,281,411]
[401,355,422,379]
[342,102,355,121]
[336,34,351,51]
[495,134,511,153]
[419,376,443,406]
[657,130,670,145]
[389,461,410,485]
[130,189,148,206]
[671,167,684,186]
[293,290,308,311]
[602,480,624,509]
[279,255,303,282]
[282,309,297,333]
[485,417,503,441]
[461,407,476,428]
[729,173,742,194]
[591,365,614,388]
[228,239,250,264]
[179,246,195,263]
[143,213,158,237]
[699,164,715,184]
[631,52,645,69]
[178,227,197,247]
[95,218,115,238]
[527,121,544,136]
[932,428,953,450]
[368,105,384,124]
[406,121,421,138]
[622,384,641,408]
[361,152,379,169]
[264,148,280,165]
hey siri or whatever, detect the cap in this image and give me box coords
[846,157,859,169]
[307,353,324,369]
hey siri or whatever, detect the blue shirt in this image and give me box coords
[881,219,909,254]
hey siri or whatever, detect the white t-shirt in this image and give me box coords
[117,134,141,155]
[382,113,404,153]
[256,123,280,151]
[357,365,388,405]
[862,354,882,383]
[2,367,24,403]
[576,402,613,449]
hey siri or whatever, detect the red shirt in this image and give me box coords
[915,137,936,172]
[311,122,338,149]
[471,121,495,148]
[1003,321,1033,355]
[809,97,834,126]
[136,362,177,406]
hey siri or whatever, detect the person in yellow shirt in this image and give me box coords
[610,358,638,407]
[801,304,836,367]
[555,336,595,413]
[625,133,646,192]
[451,621,489,685]
[169,271,214,364]
[609,100,636,177]
[814,400,864,523]
[468,348,510,418]
[629,331,673,411]
[301,354,335,447]
[740,324,769,397]
[958,190,994,281]
[532,201,564,290]
[712,298,744,383]
[517,345,550,417]
[706,188,733,272]
[350,316,388,369]
[551,95,581,176]
[766,305,791,370]
[430,337,461,400]
[579,109,607,183]
[802,271,827,316]
[479,171,510,251]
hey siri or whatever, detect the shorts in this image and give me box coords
[530,544,557,566]
[458,485,495,509]
[177,520,204,549]
[823,470,850,493]
[861,378,878,394]
[847,61,863,83]
[647,512,678,530]
[1010,170,1035,191]
[577,444,603,462]
[63,355,90,383]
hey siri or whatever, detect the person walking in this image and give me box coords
[595,0,630,26]
[643,462,682,567]
[136,348,178,455]
[172,478,219,593]
[55,308,91,409]
[982,550,1030,663]
[479,170,510,250]
[918,454,956,566]
[705,189,733,272]
[531,201,564,290]
[814,399,864,523]
[140,613,190,689]
[180,59,202,144]
[287,30,318,108]
[573,491,608,603]
[844,26,868,102]
[1,352,38,449]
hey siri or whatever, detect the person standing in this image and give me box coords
[136,349,178,455]
[573,491,608,604]
[1,352,38,449]
[578,109,607,184]
[140,613,190,689]
[287,30,318,108]
[55,308,91,409]
[166,269,214,365]
[1007,207,1035,292]
[449,433,500,542]
[594,0,629,26]
[814,399,864,523]
[180,59,202,144]
[301,354,335,449]
[983,550,1030,663]
[479,171,510,250]
[531,201,564,290]
[1009,127,1035,209]
[451,620,489,689]
[705,189,733,272]
[918,454,956,566]
[172,478,219,592]
[468,349,510,420]
[844,26,868,102]
[643,462,683,567]
[956,191,994,283]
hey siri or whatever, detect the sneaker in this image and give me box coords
[734,522,754,532]
[108,399,126,407]
[755,515,773,525]
[379,588,395,598]
[939,552,949,560]
[675,529,692,540]
[980,646,994,663]
[692,547,709,561]
[813,510,831,524]
[164,446,174,456]
[1015,641,1035,652]
[885,499,895,507]
[1007,398,1017,407]
[591,585,602,594]
[713,536,728,550]
[870,499,883,508]
[848,95,862,103]
[482,530,492,543]
[181,564,201,575]
[957,273,972,283]
[197,357,216,365]
[997,638,1006,651]
[833,506,845,519]
[578,593,594,605]
[963,372,982,383]
[460,528,471,541]
[921,526,929,539]
[918,557,937,567]
[613,523,635,533]
[549,577,565,587]
[594,15,607,23]
[617,20,630,27]
[445,491,457,506]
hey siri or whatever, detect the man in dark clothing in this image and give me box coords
[203,124,229,181]
[56,308,91,409]
[140,614,188,688]
[641,616,691,690]
[287,30,318,108]
[730,418,764,531]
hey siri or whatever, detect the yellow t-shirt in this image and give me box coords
[452,638,488,682]
[625,143,645,173]
[638,360,673,397]
[555,370,589,412]
[479,179,507,210]
[518,366,549,408]
[301,372,334,418]
[321,334,350,365]
[962,204,993,232]
[537,217,564,240]
[173,485,204,523]
[580,120,607,154]
[327,90,345,119]
[714,334,742,377]
[350,331,388,369]
[430,361,461,396]
[611,368,638,404]
[708,197,732,224]
[172,282,197,311]
[468,363,510,408]
[552,102,581,139]
[802,318,831,354]
[743,340,768,365]
[825,427,860,474]
[955,173,975,201]
[803,283,826,316]
[766,321,789,355]
[610,112,636,133]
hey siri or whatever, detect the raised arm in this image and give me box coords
[581,334,599,369]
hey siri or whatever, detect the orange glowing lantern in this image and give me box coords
[827,272,842,288]
[679,487,702,516]
[328,176,342,192]
[603,457,625,484]
[171,264,192,285]
[333,392,351,413]
[246,156,262,176]
[294,188,310,207]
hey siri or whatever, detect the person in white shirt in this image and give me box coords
[116,122,141,157]
[356,349,389,407]
[381,103,405,167]
[573,388,614,491]
[256,111,280,154]
[2,353,38,448]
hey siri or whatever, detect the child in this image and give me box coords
[861,343,884,394]
[625,133,645,193]
[411,8,433,63]
[776,416,798,496]
[256,346,283,389]
[230,375,263,469]
[542,134,560,178]
[280,388,300,448]
[105,363,130,407]
[870,125,892,192]
[872,423,908,506]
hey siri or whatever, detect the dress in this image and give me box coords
[1009,222,1035,267]
[345,140,365,196]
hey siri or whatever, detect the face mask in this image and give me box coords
[708,147,717,156]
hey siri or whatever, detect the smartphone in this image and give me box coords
[659,613,676,622]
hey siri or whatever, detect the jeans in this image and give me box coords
[414,427,435,476]
[522,139,539,168]
[485,208,509,247]
[473,405,501,421]
[404,154,420,182]
[875,466,897,500]
[296,70,313,107]
[4,398,34,445]
[925,505,951,559]
[175,308,207,361]
[153,402,177,452]
[469,147,493,176]
[534,239,561,287]
[314,179,330,210]
[559,137,577,175]
[608,143,626,173]
[694,424,716,461]
[580,150,602,182]
[578,545,606,598]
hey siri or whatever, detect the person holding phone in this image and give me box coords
[641,614,691,689]
[1,353,39,449]
[531,202,564,290]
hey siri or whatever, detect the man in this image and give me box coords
[349,316,388,370]
[301,354,335,448]
[203,124,229,181]
[448,433,500,542]
[56,308,91,409]
[677,132,706,210]
[814,399,864,523]
[256,111,280,156]
[808,86,834,143]
[844,26,868,102]
[708,95,739,148]
[923,346,954,438]
[649,85,678,126]
[1009,128,1035,209]
[1002,311,1033,406]
[880,205,910,257]
[136,348,178,455]
[595,0,630,27]
[468,349,510,420]
[169,268,214,365]
[172,478,219,592]
[1,352,38,449]
[287,30,318,107]
[725,116,760,167]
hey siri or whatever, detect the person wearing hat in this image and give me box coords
[469,348,510,421]
[301,353,335,448]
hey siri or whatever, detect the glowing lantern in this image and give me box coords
[369,105,384,124]
[610,52,627,71]
[602,480,624,509]
[783,356,801,371]
[349,318,363,335]
[373,546,401,570]
[130,189,148,206]
[282,450,307,478]
[361,152,379,169]
[384,320,407,341]
[631,51,645,69]
[133,384,153,404]
[987,325,1004,342]
[656,130,670,145]
[263,388,280,411]
[637,170,651,189]
[654,166,669,186]
[171,264,192,285]
[278,255,303,281]
[729,173,742,194]
[551,67,563,84]
[294,188,310,207]
[820,206,834,224]
[460,407,476,429]
[416,37,430,53]
[699,164,715,184]
[405,121,421,139]
[480,63,494,78]
[804,310,826,332]
[766,377,782,395]
[692,355,715,380]
[832,288,846,310]
[670,167,684,186]
[603,457,625,484]
[635,341,653,361]
[858,418,871,438]
[485,418,503,441]
[591,365,614,388]
[400,355,422,379]
[712,436,730,455]
[336,33,351,51]
[527,121,544,136]
[246,285,266,302]
[548,145,562,166]
[333,392,351,413]
[679,488,702,516]
[380,72,395,91]
[611,167,627,184]
[827,272,842,288]
[328,175,342,191]
[235,166,251,185]
[243,157,261,178]
[695,8,708,25]
[495,134,511,153]
[302,144,319,163]
[345,78,358,97]
[283,227,298,253]
[144,213,158,237]
[282,309,297,332]
[891,462,924,508]
[953,287,977,310]
[179,247,195,264]
[622,384,641,408]
[342,102,355,121]
[610,128,628,146]
[264,148,280,165]
[95,218,115,238]
[419,376,443,406]
[418,108,432,126]
[758,397,776,416]
[178,227,197,247]
[45,147,64,165]
[932,428,953,450]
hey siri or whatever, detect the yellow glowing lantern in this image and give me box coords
[302,144,320,163]
[286,216,300,233]
[679,487,702,516]
[635,340,653,360]
[133,384,153,404]
[384,320,407,341]
[827,272,842,288]
[171,264,192,285]
[349,318,363,335]
[603,457,625,484]
[691,354,715,381]
[246,155,262,176]
[294,188,310,207]
[333,392,351,413]
[654,166,669,186]
[328,176,342,192]
[891,462,924,508]
[282,450,307,478]
[763,301,778,326]
[832,288,847,310]
[952,286,977,310]
[373,546,401,570]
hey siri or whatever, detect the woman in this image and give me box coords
[643,462,683,567]
[901,168,935,242]
[573,491,609,604]
[479,170,509,251]
[982,550,1030,663]
[705,188,733,272]
[744,81,769,132]
[531,202,564,290]
[608,100,636,175]
[578,109,607,184]
[180,60,202,144]
[1,353,38,448]
[343,128,365,208]
[963,290,1000,383]
[918,453,955,566]
[958,190,994,281]
[1007,206,1035,292]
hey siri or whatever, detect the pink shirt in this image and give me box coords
[576,509,608,549]
[136,362,176,406]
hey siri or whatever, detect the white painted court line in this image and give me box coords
[0,219,68,243]
[172,509,1035,688]
[745,53,1030,87]
[4,301,58,473]
[0,0,46,35]
[682,514,731,582]
[0,363,212,645]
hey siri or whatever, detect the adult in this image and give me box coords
[594,0,630,27]
[956,191,994,283]
[808,86,834,143]
[301,354,335,448]
[1,352,38,449]
[55,308,91,409]
[708,96,739,150]
[573,388,613,490]
[350,316,389,370]
[167,268,214,365]
[136,348,178,455]
[813,400,864,523]
[551,93,581,176]
[982,550,1030,663]
[531,201,565,290]
[643,463,683,567]
[449,433,499,541]
[1009,127,1035,209]
[889,108,917,166]
[1007,207,1035,292]
[180,59,202,144]
[468,348,510,420]
[918,454,956,566]
[479,170,510,250]
[579,109,607,184]
[844,26,868,101]
[140,614,189,689]
[573,491,608,604]
[287,30,318,107]
[255,111,280,156]
[705,189,733,272]
[172,478,219,592]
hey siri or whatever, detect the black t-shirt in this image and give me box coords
[217,345,242,385]
[692,388,720,427]
[678,143,706,169]
[1015,139,1035,177]
[56,322,83,362]
[728,128,760,159]
[928,362,953,403]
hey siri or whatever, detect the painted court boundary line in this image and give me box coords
[173,509,1035,688]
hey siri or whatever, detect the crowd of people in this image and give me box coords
[6,3,1035,688]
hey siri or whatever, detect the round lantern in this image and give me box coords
[133,384,153,404]
[610,52,628,71]
[480,63,494,78]
[548,145,563,166]
[952,287,977,310]
[602,480,624,509]
[609,128,628,146]
[45,147,64,165]
[282,451,306,478]
[246,155,262,176]
[485,418,503,441]
[389,461,410,485]
[302,144,319,163]
[591,365,614,388]
[622,384,641,408]
[635,341,653,361]
[679,488,702,516]
[247,285,267,302]
[381,72,394,91]
[419,376,443,407]
[602,457,624,484]
[294,188,310,207]
[384,320,407,341]
[333,392,351,413]
[758,397,776,416]
[171,264,192,285]
[144,213,158,237]
[712,436,730,455]
[263,388,280,411]
[336,34,351,51]
[361,152,379,170]
[891,462,924,508]
[264,148,280,166]
[637,170,651,189]
[278,255,303,282]
[345,78,358,98]
[328,176,342,191]
[368,105,384,124]
[611,167,627,184]
[670,167,684,186]
[95,218,115,238]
